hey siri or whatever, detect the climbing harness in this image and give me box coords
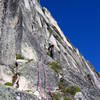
[37,57,54,100]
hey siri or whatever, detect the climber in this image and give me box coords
[10,62,19,74]
[12,73,20,88]
[48,43,55,59]
[15,62,18,67]
[15,62,18,73]
[87,74,93,85]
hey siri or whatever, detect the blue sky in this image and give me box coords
[40,0,100,72]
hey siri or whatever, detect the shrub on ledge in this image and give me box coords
[65,86,81,96]
[49,61,61,74]
[5,82,12,87]
[16,54,24,59]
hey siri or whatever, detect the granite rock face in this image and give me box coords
[0,0,100,100]
[0,84,38,100]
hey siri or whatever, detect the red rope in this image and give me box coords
[41,58,54,100]
[37,57,54,100]
[37,61,44,100]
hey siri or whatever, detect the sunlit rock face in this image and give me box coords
[0,0,100,100]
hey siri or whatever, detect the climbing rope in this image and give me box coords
[41,58,54,100]
[37,61,44,100]
[37,57,54,100]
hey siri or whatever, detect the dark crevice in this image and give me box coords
[9,0,19,17]
[2,0,8,24]
[3,0,8,14]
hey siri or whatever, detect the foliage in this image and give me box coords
[49,61,61,74]
[53,92,71,100]
[64,97,71,100]
[65,86,81,96]
[58,79,80,96]
[25,89,32,92]
[53,93,60,100]
[16,54,24,59]
[58,78,66,92]
[5,82,12,86]
[25,59,33,64]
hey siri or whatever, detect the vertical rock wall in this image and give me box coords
[0,0,19,66]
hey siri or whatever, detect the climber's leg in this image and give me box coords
[50,51,54,59]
